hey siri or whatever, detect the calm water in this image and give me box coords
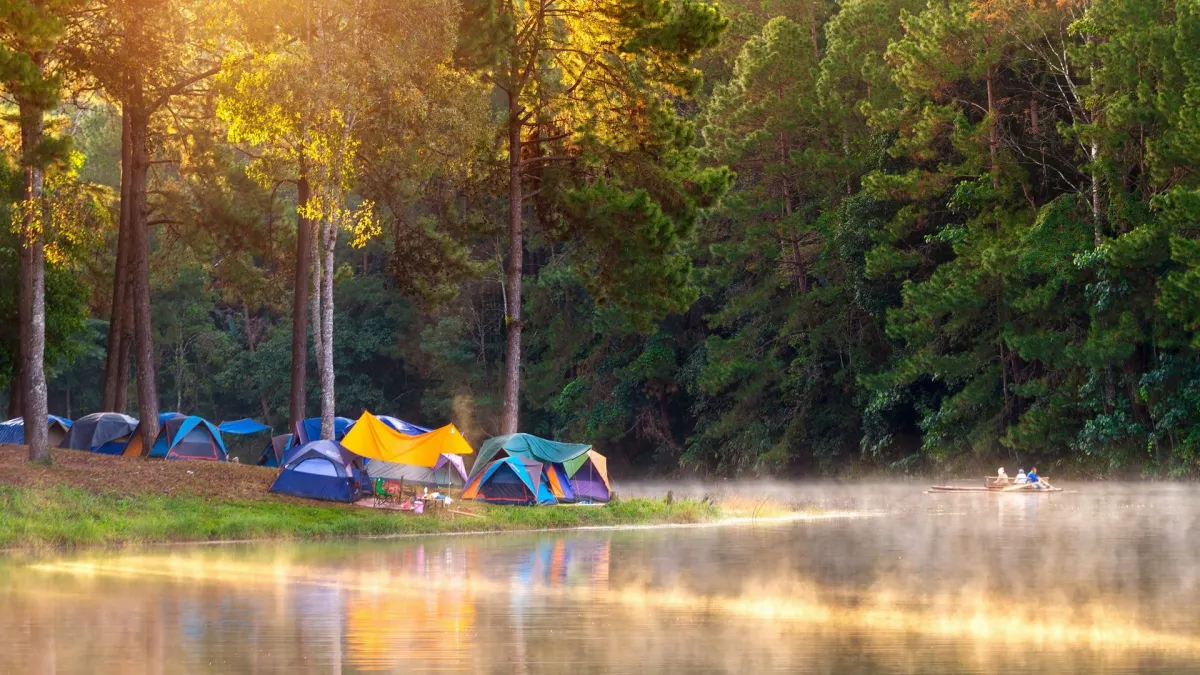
[5,482,1200,673]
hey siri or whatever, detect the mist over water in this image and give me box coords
[5,482,1200,673]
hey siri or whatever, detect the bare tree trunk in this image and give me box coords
[289,172,311,433]
[319,216,336,440]
[102,109,133,411]
[1091,139,1102,245]
[128,104,159,451]
[500,93,524,435]
[115,278,133,411]
[18,99,49,463]
[310,221,322,434]
[987,67,1000,190]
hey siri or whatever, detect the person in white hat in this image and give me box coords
[993,467,1009,487]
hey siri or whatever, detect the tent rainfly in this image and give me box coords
[62,412,139,454]
[341,413,473,469]
[468,433,591,479]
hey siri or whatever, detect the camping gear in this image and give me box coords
[341,413,473,469]
[258,434,295,468]
[122,412,185,456]
[61,412,138,454]
[469,433,591,479]
[462,457,557,506]
[366,416,469,487]
[543,462,576,502]
[219,418,272,435]
[563,450,612,503]
[293,417,355,444]
[0,415,73,446]
[269,440,367,503]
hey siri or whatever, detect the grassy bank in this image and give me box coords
[0,445,730,550]
[0,485,721,549]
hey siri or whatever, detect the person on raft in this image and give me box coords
[1028,466,1047,489]
[1014,469,1028,484]
[993,467,1010,486]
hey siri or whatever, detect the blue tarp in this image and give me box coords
[219,418,271,435]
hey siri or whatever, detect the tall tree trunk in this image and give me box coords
[500,94,524,435]
[309,221,322,436]
[289,173,311,433]
[128,104,159,451]
[18,99,49,463]
[115,277,133,411]
[102,109,133,411]
[987,67,1000,190]
[319,216,336,440]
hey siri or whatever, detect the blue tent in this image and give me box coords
[145,416,227,461]
[219,418,271,435]
[0,415,72,446]
[462,457,557,506]
[258,433,295,468]
[293,417,354,445]
[377,416,431,436]
[269,440,366,503]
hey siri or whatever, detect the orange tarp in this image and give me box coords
[341,413,473,468]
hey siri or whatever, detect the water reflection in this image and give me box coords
[5,484,1200,673]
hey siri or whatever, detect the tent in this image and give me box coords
[269,440,367,503]
[294,417,355,444]
[469,433,591,479]
[122,412,185,457]
[0,415,73,446]
[462,457,557,505]
[62,412,139,454]
[563,450,611,503]
[365,416,469,487]
[542,462,577,502]
[368,453,469,487]
[146,416,227,461]
[219,418,272,435]
[258,433,295,468]
[341,413,473,468]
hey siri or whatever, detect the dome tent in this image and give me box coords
[269,440,367,503]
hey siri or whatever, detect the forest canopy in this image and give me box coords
[3,0,1200,476]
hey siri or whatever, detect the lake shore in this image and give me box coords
[0,445,786,550]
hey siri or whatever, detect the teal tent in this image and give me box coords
[469,433,591,479]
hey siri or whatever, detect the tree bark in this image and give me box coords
[289,173,311,433]
[18,99,49,463]
[987,67,1000,191]
[115,274,133,412]
[309,220,322,436]
[128,103,160,451]
[102,109,134,411]
[319,216,336,440]
[500,93,524,435]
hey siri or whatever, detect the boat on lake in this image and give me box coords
[928,478,1062,494]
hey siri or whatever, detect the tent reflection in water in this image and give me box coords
[269,440,367,503]
[462,457,557,506]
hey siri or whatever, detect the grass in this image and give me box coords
[0,484,724,550]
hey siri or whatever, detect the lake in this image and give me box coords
[5,482,1200,673]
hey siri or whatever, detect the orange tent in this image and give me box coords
[341,413,473,468]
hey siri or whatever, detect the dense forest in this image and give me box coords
[3,0,1200,476]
